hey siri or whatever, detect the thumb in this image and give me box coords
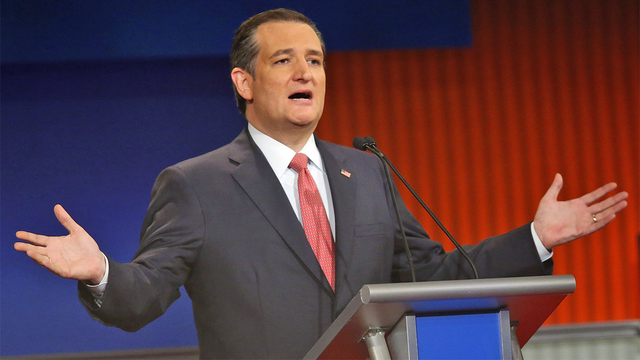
[53,204,80,234]
[542,173,563,202]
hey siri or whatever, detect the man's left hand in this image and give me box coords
[534,173,628,250]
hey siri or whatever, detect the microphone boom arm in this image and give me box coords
[361,138,479,280]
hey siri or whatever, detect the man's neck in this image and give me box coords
[249,124,314,152]
[244,109,317,152]
[246,122,313,153]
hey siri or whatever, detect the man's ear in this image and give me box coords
[231,68,253,101]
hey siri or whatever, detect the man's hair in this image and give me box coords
[230,8,326,115]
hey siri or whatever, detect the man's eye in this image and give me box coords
[308,59,322,66]
[275,58,289,64]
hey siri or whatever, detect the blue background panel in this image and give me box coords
[1,0,471,64]
[416,312,502,360]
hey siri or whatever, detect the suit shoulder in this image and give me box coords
[318,139,380,164]
[168,144,231,174]
[146,145,232,191]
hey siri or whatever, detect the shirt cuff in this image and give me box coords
[531,222,553,262]
[84,253,109,307]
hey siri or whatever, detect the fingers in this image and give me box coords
[592,197,628,223]
[15,205,76,246]
[580,182,619,205]
[587,194,628,237]
[15,239,60,273]
[587,189,628,233]
[16,244,51,268]
[589,191,629,214]
[14,240,33,252]
[31,251,54,270]
[53,204,80,234]
[14,241,45,257]
[15,230,51,246]
[542,173,564,201]
[592,213,617,232]
[15,232,53,269]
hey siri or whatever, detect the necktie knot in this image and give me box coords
[289,153,309,173]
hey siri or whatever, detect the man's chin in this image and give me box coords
[287,112,322,128]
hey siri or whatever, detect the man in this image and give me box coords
[14,9,628,359]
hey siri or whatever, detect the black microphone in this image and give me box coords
[354,136,416,282]
[352,136,376,151]
[353,136,479,280]
[352,136,367,150]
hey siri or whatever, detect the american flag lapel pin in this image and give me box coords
[340,169,351,178]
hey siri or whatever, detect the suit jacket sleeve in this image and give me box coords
[78,165,204,331]
[385,170,553,282]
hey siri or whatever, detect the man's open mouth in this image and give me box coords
[288,91,312,100]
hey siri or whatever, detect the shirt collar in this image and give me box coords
[247,123,324,178]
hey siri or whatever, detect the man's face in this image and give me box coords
[244,21,326,137]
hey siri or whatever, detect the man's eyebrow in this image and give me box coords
[269,48,324,59]
[269,48,294,59]
[307,49,323,58]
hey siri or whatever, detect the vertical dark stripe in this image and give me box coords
[585,0,615,321]
[330,52,357,146]
[493,0,517,231]
[563,0,587,322]
[527,0,554,204]
[613,0,640,320]
[406,50,429,226]
[509,0,538,221]
[548,0,577,322]
[503,0,529,227]
[387,51,413,213]
[471,0,501,240]
[475,0,503,234]
[438,49,460,233]
[454,47,482,241]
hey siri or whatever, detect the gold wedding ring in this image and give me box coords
[592,215,598,223]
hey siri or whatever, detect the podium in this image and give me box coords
[304,275,575,360]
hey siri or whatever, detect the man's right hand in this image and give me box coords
[14,204,106,284]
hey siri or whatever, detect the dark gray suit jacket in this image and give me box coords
[79,128,552,359]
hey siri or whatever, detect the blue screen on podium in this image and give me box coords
[416,312,502,359]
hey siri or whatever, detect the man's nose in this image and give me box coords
[293,59,312,82]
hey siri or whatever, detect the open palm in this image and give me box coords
[533,174,628,250]
[14,204,105,284]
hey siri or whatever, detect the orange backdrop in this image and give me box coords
[316,0,639,324]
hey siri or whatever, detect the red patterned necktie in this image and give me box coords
[289,153,335,291]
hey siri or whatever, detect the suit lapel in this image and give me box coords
[317,139,357,300]
[228,129,332,293]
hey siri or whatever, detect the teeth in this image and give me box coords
[289,93,311,100]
